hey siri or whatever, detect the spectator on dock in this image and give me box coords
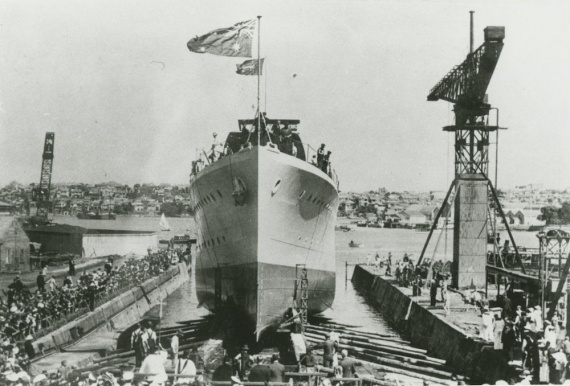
[235,344,253,380]
[36,271,46,293]
[394,262,401,284]
[481,307,494,341]
[212,355,235,382]
[268,354,285,383]
[171,330,182,373]
[68,256,76,276]
[338,349,360,378]
[175,349,197,384]
[139,347,168,381]
[502,318,516,361]
[299,346,317,373]
[429,279,438,307]
[493,314,505,350]
[249,356,271,382]
[319,333,338,368]
[47,275,56,292]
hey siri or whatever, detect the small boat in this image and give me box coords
[349,240,363,248]
[159,213,171,231]
[159,234,197,249]
[338,224,353,232]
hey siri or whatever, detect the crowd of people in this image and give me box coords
[0,249,183,383]
[193,127,335,179]
[474,298,570,384]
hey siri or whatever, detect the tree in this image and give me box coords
[160,202,184,217]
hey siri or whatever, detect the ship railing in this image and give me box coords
[192,143,339,187]
[303,142,339,188]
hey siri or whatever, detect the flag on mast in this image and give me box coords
[187,20,255,57]
[236,58,264,75]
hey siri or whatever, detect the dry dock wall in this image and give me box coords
[33,263,189,355]
[351,265,508,383]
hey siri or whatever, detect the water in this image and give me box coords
[53,215,544,332]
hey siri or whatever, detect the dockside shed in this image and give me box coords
[25,224,157,257]
[0,217,30,272]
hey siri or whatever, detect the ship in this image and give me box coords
[189,115,339,338]
[77,211,116,220]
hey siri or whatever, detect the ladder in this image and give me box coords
[298,267,308,326]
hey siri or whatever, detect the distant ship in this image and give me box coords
[189,115,339,338]
[77,211,116,220]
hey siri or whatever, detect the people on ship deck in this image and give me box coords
[317,144,325,168]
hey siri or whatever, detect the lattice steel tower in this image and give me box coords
[418,14,525,288]
[35,133,55,219]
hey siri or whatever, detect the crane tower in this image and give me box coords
[419,14,524,288]
[35,133,55,219]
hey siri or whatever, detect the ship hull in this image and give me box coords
[189,146,338,336]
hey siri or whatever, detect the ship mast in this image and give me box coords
[257,15,262,146]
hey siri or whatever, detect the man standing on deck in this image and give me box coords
[317,144,325,168]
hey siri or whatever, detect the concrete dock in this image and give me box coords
[351,264,515,384]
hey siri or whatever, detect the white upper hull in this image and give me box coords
[189,146,338,335]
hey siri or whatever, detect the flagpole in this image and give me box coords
[257,15,261,146]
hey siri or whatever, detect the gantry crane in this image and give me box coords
[418,13,525,289]
[33,133,55,220]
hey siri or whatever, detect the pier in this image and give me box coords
[351,264,515,384]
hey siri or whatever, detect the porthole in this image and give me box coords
[298,191,306,199]
[222,235,226,242]
[307,194,313,201]
[217,190,223,198]
[210,193,216,202]
[217,237,221,245]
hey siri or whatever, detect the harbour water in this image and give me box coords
[52,214,543,335]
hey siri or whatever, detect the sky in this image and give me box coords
[0,0,569,192]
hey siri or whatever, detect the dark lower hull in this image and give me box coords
[196,262,335,335]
